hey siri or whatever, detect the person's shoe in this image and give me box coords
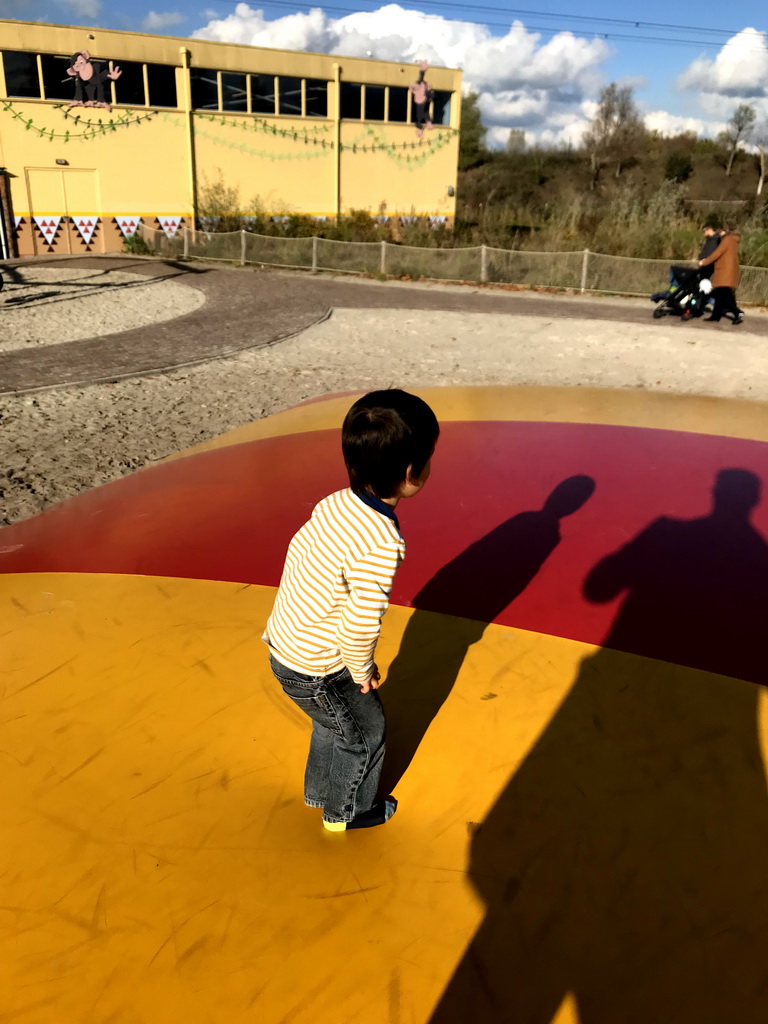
[650,292,667,303]
[733,313,745,325]
[322,797,397,832]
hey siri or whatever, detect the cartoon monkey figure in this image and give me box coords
[67,51,122,111]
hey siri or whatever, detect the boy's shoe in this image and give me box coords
[733,313,745,325]
[323,797,397,832]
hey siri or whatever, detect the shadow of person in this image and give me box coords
[585,467,768,687]
[429,468,768,1024]
[379,475,595,795]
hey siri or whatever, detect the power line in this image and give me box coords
[200,0,768,53]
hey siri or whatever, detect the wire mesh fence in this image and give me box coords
[584,251,677,297]
[135,225,768,304]
[244,233,315,270]
[486,248,585,289]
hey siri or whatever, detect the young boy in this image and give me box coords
[263,389,439,832]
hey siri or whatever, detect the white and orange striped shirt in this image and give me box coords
[263,488,406,686]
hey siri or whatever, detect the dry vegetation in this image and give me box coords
[142,89,768,269]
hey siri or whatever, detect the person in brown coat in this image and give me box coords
[699,226,744,324]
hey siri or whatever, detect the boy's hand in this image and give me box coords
[359,664,381,694]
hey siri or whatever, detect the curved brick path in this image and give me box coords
[2,256,766,394]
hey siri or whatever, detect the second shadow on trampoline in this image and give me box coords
[428,467,768,1024]
[379,474,596,794]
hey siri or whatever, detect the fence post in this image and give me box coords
[380,240,387,277]
[240,229,247,266]
[480,244,488,284]
[580,249,589,293]
[312,236,318,273]
[183,226,189,260]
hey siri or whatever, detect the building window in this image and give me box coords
[111,59,146,106]
[305,79,327,118]
[250,73,275,114]
[3,50,41,98]
[340,82,361,119]
[432,90,452,126]
[278,76,302,116]
[190,67,219,110]
[364,85,385,121]
[38,53,74,101]
[147,63,177,108]
[221,72,247,111]
[387,86,408,123]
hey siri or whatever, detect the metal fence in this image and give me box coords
[137,225,768,305]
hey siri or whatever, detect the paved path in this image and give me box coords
[2,256,765,393]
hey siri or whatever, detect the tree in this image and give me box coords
[582,83,646,186]
[506,128,526,155]
[459,92,487,170]
[665,150,693,183]
[753,123,768,196]
[718,103,756,177]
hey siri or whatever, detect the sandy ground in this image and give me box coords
[2,300,768,526]
[0,267,205,352]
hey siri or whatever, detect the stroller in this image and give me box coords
[651,265,713,320]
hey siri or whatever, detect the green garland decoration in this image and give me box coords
[162,113,331,162]
[344,124,456,167]
[196,112,332,146]
[54,103,156,128]
[1,100,157,141]
[2,97,454,166]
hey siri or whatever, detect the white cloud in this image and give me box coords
[644,110,725,139]
[143,10,185,31]
[67,0,100,18]
[192,3,611,143]
[677,28,768,98]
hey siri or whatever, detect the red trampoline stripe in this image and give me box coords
[2,420,768,684]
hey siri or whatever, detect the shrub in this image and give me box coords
[123,233,153,256]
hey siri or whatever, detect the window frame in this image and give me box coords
[363,83,385,122]
[146,62,178,109]
[2,49,43,99]
[190,65,221,111]
[107,58,148,108]
[304,78,328,118]
[221,69,248,112]
[1,49,447,126]
[277,74,303,117]
[340,81,362,120]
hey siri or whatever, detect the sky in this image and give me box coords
[5,0,768,147]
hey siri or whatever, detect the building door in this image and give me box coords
[25,168,102,255]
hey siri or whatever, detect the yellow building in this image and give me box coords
[0,19,461,257]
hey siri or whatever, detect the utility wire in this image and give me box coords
[201,0,768,52]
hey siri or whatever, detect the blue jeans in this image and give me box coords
[269,655,386,824]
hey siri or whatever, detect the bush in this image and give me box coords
[665,151,693,182]
[123,233,153,256]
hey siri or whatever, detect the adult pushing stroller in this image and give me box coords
[651,265,713,320]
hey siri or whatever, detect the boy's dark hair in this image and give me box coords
[702,216,721,231]
[342,389,439,498]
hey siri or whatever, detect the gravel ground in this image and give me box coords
[0,266,205,352]
[2,304,768,526]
